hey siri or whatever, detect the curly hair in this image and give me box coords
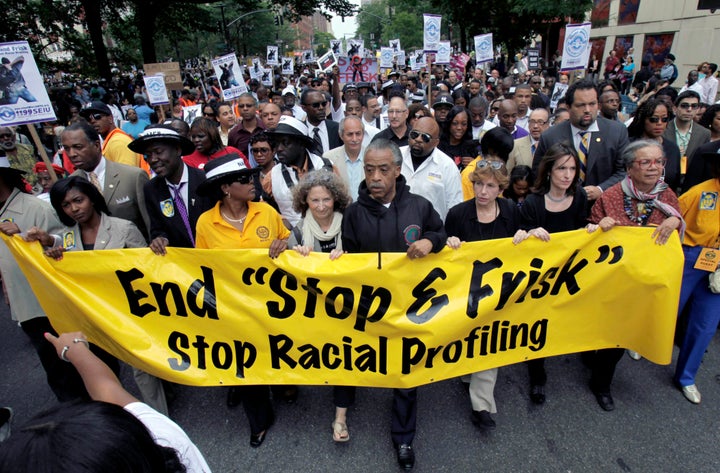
[626,98,672,139]
[698,104,720,132]
[291,170,351,216]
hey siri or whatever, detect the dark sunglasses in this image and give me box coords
[678,102,700,110]
[88,113,106,121]
[305,101,328,109]
[251,147,272,154]
[234,174,253,184]
[490,107,500,112]
[0,133,13,139]
[647,116,670,123]
[409,130,432,143]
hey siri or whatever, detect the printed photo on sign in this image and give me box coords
[0,41,56,126]
[281,57,294,75]
[266,46,279,66]
[550,83,569,110]
[211,53,248,100]
[143,75,169,105]
[261,68,273,87]
[330,40,343,57]
[250,58,263,79]
[182,104,202,125]
[347,40,365,59]
[414,50,427,68]
[396,51,406,67]
[302,50,314,64]
[390,39,401,53]
[316,50,337,73]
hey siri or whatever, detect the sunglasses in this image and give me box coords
[305,101,328,109]
[647,116,670,123]
[234,174,253,184]
[678,102,700,110]
[490,107,500,112]
[251,147,272,154]
[409,130,432,143]
[87,113,106,121]
[476,160,505,170]
[0,133,12,139]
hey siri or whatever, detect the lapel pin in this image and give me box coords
[595,137,601,143]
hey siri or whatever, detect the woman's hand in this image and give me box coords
[446,236,462,250]
[528,227,550,242]
[512,229,530,245]
[598,217,617,232]
[268,239,288,259]
[328,249,344,260]
[24,226,54,246]
[44,246,66,261]
[651,216,680,245]
[586,223,599,233]
[293,245,312,257]
[44,331,89,360]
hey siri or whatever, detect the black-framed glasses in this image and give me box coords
[409,130,432,143]
[648,116,670,123]
[678,102,700,110]
[305,101,327,109]
[0,133,12,139]
[251,147,272,154]
[476,160,505,170]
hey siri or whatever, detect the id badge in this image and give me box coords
[694,247,719,272]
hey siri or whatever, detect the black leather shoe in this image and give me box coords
[396,443,415,470]
[530,384,546,405]
[227,387,241,408]
[250,429,267,448]
[471,410,496,430]
[594,391,615,411]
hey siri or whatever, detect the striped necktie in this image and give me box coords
[312,127,323,155]
[577,132,589,184]
[87,171,102,192]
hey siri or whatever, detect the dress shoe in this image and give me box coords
[681,384,701,404]
[594,391,615,411]
[471,410,496,430]
[530,384,546,405]
[249,430,267,448]
[396,443,415,470]
[226,386,241,408]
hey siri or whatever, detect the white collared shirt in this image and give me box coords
[307,120,330,154]
[89,157,108,189]
[165,164,190,208]
[570,120,601,153]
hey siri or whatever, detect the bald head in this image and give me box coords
[498,99,519,131]
[414,116,440,139]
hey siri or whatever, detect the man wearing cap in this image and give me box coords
[342,138,446,470]
[228,93,265,160]
[301,89,342,156]
[432,93,454,126]
[400,116,462,221]
[80,101,148,173]
[0,157,75,401]
[264,116,334,226]
[132,126,213,254]
[282,86,307,121]
[64,121,150,239]
[372,96,410,147]
[660,53,679,86]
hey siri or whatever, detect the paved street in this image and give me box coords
[2,301,720,472]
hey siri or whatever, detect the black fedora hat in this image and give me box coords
[128,126,195,155]
[196,153,259,196]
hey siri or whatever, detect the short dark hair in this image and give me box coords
[480,127,514,162]
[565,79,597,107]
[675,90,701,106]
[50,176,110,226]
[63,121,100,144]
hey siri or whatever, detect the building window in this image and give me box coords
[614,36,634,58]
[618,0,641,25]
[642,33,675,70]
[591,0,611,28]
[590,38,607,68]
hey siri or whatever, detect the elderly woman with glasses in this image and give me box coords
[513,142,596,408]
[586,139,683,406]
[627,98,681,191]
[195,153,290,448]
[446,158,521,431]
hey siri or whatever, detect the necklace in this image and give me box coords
[221,210,247,224]
[545,193,569,203]
[623,195,654,225]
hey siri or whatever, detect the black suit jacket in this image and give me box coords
[533,116,629,190]
[325,119,343,152]
[143,166,214,247]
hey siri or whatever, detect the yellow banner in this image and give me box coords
[4,228,683,389]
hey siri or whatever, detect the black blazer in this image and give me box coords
[143,166,214,248]
[533,116,629,190]
[325,119,343,151]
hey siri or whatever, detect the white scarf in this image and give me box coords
[301,211,343,251]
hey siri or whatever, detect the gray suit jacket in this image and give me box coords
[73,159,150,240]
[663,120,711,166]
[533,116,629,190]
[61,213,147,251]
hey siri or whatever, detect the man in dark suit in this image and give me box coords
[129,126,214,254]
[300,89,342,155]
[63,122,150,239]
[663,90,711,173]
[533,79,629,201]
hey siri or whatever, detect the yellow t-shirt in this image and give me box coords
[680,178,720,248]
[103,128,145,170]
[195,200,290,249]
[460,157,483,201]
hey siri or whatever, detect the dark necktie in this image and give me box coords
[312,127,323,155]
[170,183,195,247]
[577,132,589,184]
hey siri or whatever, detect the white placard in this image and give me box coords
[266,46,279,66]
[412,50,427,70]
[390,39,401,53]
[281,57,294,75]
[550,83,569,110]
[143,75,169,105]
[250,58,264,79]
[182,104,202,125]
[380,47,394,68]
[211,53,248,100]
[436,41,451,64]
[261,68,273,87]
[0,41,56,126]
[302,50,314,64]
[423,14,442,53]
[474,34,493,65]
[330,40,343,57]
[561,22,592,71]
[347,40,365,60]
